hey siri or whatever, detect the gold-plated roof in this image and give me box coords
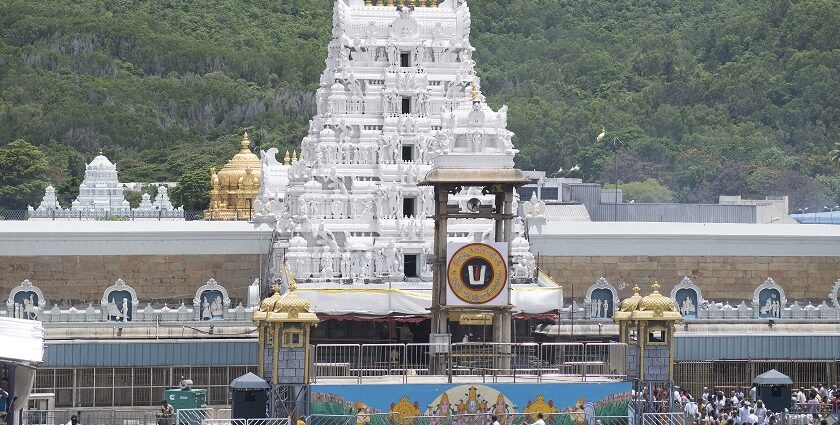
[614,286,642,321]
[620,286,643,312]
[614,283,682,322]
[631,282,682,321]
[216,132,262,185]
[252,283,319,324]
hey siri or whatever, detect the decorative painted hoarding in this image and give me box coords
[311,382,632,425]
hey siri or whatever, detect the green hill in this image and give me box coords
[1,0,839,210]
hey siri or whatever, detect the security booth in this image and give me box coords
[753,369,793,413]
[230,372,269,419]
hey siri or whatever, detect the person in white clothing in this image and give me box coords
[748,409,759,425]
[756,401,767,425]
[797,388,807,405]
[531,413,545,425]
[739,402,751,425]
[492,416,500,425]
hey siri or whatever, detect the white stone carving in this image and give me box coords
[752,277,787,319]
[101,278,139,322]
[670,277,705,319]
[522,192,546,219]
[193,278,231,321]
[830,279,840,310]
[6,279,46,320]
[584,277,620,320]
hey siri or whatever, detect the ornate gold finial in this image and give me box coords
[431,0,438,6]
[284,150,291,165]
[471,83,479,102]
[240,132,251,150]
[633,285,641,295]
[651,281,660,293]
[272,283,281,294]
[98,148,103,155]
[365,0,371,5]
[292,150,298,162]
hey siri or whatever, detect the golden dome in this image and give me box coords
[619,286,643,312]
[253,282,319,323]
[216,132,262,186]
[638,282,679,316]
[258,284,284,312]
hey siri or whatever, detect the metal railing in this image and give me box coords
[175,408,215,425]
[0,210,204,221]
[311,342,627,383]
[202,419,290,425]
[22,408,237,425]
[23,408,158,425]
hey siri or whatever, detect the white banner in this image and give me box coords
[445,242,510,306]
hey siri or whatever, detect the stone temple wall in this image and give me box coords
[0,254,261,306]
[539,255,839,302]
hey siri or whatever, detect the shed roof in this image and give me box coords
[230,372,269,389]
[753,369,793,385]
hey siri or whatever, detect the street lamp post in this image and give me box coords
[597,127,624,221]
[609,137,625,221]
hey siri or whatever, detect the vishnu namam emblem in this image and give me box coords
[447,243,508,304]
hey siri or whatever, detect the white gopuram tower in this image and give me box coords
[71,152,131,214]
[254,0,561,318]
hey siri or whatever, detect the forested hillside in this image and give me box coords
[1,0,839,210]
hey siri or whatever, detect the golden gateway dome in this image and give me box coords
[639,282,679,314]
[207,132,262,220]
[214,132,261,188]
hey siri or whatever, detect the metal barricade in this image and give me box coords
[594,416,631,425]
[641,413,685,425]
[175,408,214,425]
[312,344,361,383]
[309,413,391,425]
[450,343,497,378]
[538,343,586,381]
[24,410,65,425]
[202,420,247,425]
[23,409,158,425]
[202,419,289,425]
[358,343,405,381]
[310,342,628,382]
[585,343,627,380]
[245,419,291,425]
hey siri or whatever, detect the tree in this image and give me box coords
[0,140,50,209]
[618,179,674,203]
[171,168,211,211]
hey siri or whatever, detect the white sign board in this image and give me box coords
[445,242,510,307]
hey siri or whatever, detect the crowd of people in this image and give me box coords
[671,385,840,425]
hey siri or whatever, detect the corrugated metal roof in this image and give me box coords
[593,204,757,223]
[44,339,258,367]
[544,204,592,222]
[674,334,840,361]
